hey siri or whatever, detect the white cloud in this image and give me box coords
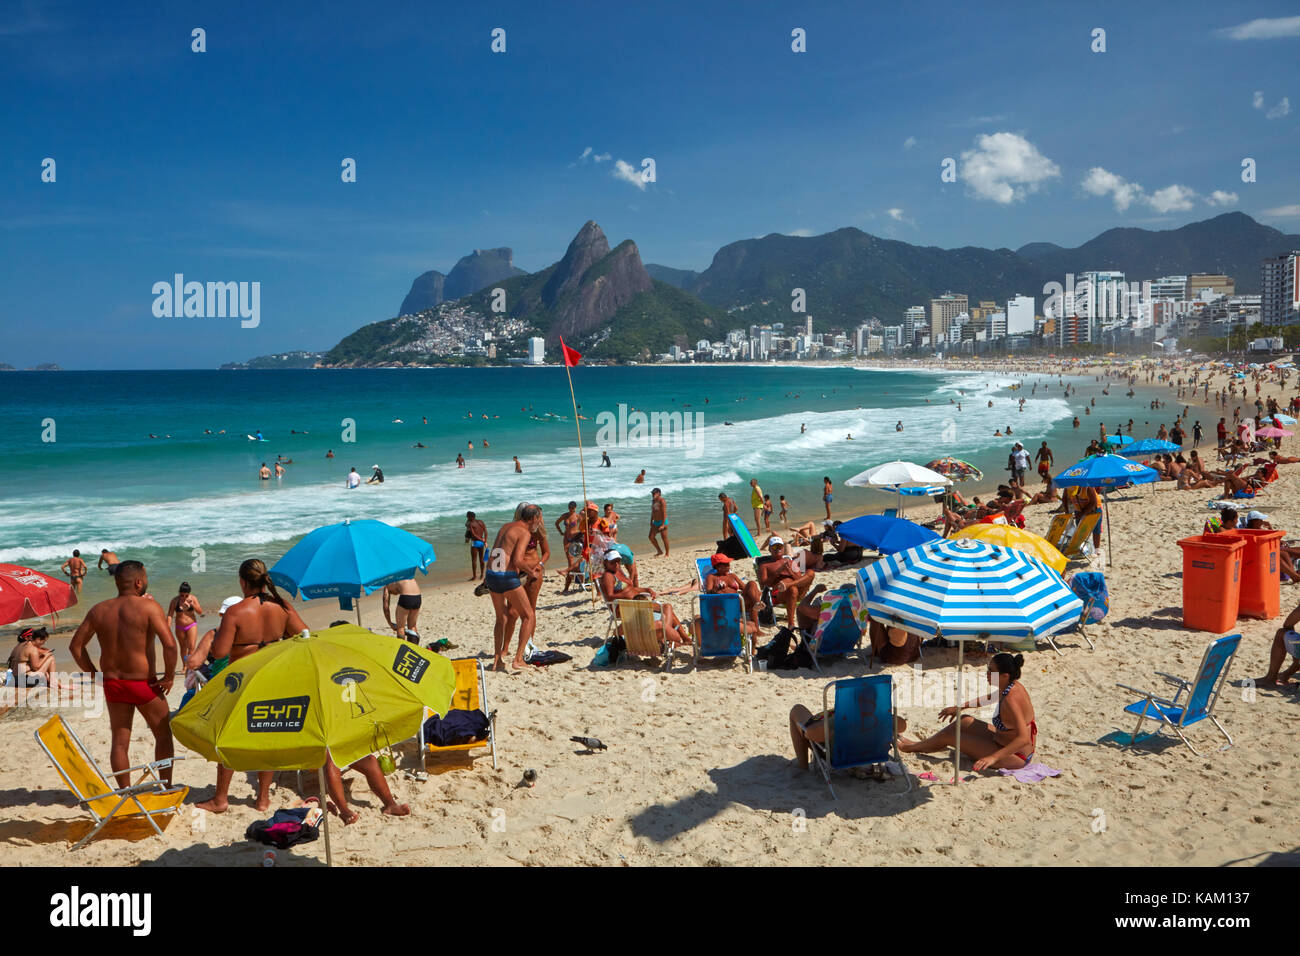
[579,146,593,161]
[1219,16,1300,40]
[1253,90,1265,109]
[1148,184,1197,213]
[959,132,1060,204]
[1081,167,1144,212]
[1261,204,1300,218]
[1081,166,1201,214]
[611,159,648,191]
[887,208,904,221]
[1205,190,1239,206]
[593,152,611,162]
[787,228,814,237]
[1267,96,1291,119]
[902,136,916,150]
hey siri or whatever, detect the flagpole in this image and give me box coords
[560,338,596,606]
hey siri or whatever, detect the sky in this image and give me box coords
[2,0,1299,368]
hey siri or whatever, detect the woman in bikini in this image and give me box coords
[194,559,308,815]
[897,652,1037,771]
[602,503,621,542]
[166,582,204,670]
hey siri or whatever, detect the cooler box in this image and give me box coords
[1176,535,1244,633]
[1226,528,1284,620]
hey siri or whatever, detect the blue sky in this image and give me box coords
[3,0,1298,368]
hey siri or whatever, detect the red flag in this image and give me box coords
[560,336,582,368]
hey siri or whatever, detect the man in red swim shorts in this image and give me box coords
[70,560,178,789]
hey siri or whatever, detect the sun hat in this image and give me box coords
[710,553,733,565]
[768,536,784,547]
[1246,510,1270,523]
[219,595,243,615]
[603,549,622,563]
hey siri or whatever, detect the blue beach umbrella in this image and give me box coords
[1053,454,1159,564]
[1103,434,1133,447]
[856,538,1082,783]
[1276,414,1297,426]
[835,515,941,554]
[270,519,436,624]
[1121,438,1179,457]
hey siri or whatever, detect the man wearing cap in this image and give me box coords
[165,581,204,670]
[703,553,764,639]
[757,536,817,627]
[366,464,384,484]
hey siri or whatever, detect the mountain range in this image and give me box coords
[229,212,1300,367]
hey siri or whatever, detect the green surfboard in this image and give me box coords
[728,513,762,558]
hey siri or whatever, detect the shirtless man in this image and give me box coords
[165,582,204,666]
[466,511,488,581]
[634,469,646,484]
[98,549,121,575]
[718,492,738,539]
[259,462,271,480]
[484,505,543,671]
[61,549,87,595]
[648,488,669,556]
[195,558,307,813]
[382,577,422,643]
[274,462,285,478]
[756,537,816,627]
[68,561,177,789]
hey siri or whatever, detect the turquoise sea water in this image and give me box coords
[0,365,1178,612]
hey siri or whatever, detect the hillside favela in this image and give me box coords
[3,1,1299,929]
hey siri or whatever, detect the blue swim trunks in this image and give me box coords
[484,570,523,593]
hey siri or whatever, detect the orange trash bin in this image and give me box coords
[1177,535,1245,633]
[1228,528,1284,620]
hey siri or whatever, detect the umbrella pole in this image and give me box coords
[1104,491,1113,567]
[953,635,962,786]
[318,766,333,867]
[356,592,362,627]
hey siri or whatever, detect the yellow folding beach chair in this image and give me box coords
[1060,512,1102,559]
[419,658,497,770]
[1044,513,1073,551]
[35,714,189,851]
[613,599,672,670]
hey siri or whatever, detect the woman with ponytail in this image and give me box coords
[196,558,309,814]
[897,652,1038,771]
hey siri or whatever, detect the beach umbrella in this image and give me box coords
[856,539,1082,784]
[1053,454,1159,565]
[1120,438,1179,458]
[845,461,951,515]
[951,524,1067,573]
[1275,414,1297,425]
[172,624,456,865]
[0,564,78,627]
[1103,434,1133,447]
[925,458,984,481]
[270,519,435,625]
[835,515,941,554]
[1255,426,1292,438]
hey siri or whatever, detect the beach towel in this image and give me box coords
[422,709,490,747]
[524,644,572,666]
[998,762,1061,783]
[246,808,320,849]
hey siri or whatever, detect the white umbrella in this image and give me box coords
[845,461,951,515]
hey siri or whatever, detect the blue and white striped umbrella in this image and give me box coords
[855,538,1083,642]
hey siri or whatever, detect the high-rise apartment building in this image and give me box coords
[1261,253,1300,325]
[929,293,968,345]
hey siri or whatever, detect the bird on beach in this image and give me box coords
[570,736,607,752]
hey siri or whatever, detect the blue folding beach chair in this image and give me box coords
[695,557,715,590]
[801,585,867,671]
[692,592,752,673]
[809,674,911,798]
[1116,633,1241,756]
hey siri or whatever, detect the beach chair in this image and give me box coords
[808,674,911,798]
[695,557,715,590]
[1116,633,1241,757]
[692,592,752,673]
[419,657,497,769]
[1059,512,1101,559]
[880,508,898,519]
[612,599,671,669]
[564,557,593,593]
[1044,512,1073,550]
[801,585,867,671]
[35,714,189,851]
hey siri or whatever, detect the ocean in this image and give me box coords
[0,364,1180,612]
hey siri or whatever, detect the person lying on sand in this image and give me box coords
[898,652,1037,771]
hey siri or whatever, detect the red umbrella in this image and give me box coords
[0,564,78,625]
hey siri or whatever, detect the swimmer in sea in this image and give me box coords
[895,421,903,432]
[326,449,334,458]
[513,456,522,473]
[456,453,465,468]
[274,462,285,478]
[259,462,271,480]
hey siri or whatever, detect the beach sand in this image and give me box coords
[4,359,1298,867]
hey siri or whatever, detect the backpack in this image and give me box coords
[756,627,814,670]
[246,808,320,849]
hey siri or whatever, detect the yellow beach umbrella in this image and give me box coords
[951,523,1067,573]
[173,624,456,863]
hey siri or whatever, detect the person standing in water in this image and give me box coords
[822,477,833,520]
[60,549,87,596]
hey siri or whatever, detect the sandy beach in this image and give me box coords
[4,357,1298,867]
